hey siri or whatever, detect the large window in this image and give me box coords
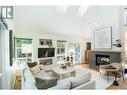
[15,38,32,64]
[57,40,66,61]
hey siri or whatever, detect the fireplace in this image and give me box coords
[96,54,110,66]
[89,50,121,69]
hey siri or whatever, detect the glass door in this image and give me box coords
[68,43,81,65]
[75,43,80,64]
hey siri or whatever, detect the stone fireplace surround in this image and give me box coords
[89,50,121,69]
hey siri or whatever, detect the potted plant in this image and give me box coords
[113,39,122,47]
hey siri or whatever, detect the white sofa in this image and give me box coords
[22,65,95,90]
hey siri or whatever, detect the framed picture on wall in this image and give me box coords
[39,39,52,47]
[94,26,112,49]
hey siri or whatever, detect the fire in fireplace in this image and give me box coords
[96,54,110,66]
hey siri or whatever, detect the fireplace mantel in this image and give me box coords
[91,49,122,53]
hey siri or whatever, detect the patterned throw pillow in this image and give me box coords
[30,65,40,76]
[27,62,38,68]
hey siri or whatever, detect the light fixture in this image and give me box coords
[22,44,32,62]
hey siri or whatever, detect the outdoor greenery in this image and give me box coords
[15,38,32,62]
[16,38,32,47]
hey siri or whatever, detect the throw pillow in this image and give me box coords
[39,64,44,70]
[48,78,71,90]
[30,65,40,76]
[27,62,38,68]
[35,77,57,89]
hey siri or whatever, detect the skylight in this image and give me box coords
[56,6,68,14]
[77,6,89,18]
[56,6,89,18]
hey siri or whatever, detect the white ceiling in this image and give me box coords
[14,6,121,37]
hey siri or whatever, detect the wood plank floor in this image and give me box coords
[75,64,127,90]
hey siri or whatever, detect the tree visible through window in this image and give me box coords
[15,38,32,64]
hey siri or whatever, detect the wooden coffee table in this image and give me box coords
[101,63,123,82]
[52,66,76,80]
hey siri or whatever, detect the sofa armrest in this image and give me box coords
[72,80,95,90]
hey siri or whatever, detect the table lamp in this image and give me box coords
[22,44,32,63]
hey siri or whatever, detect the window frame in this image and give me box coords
[56,40,67,61]
[15,38,33,63]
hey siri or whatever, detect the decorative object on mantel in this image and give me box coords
[113,39,122,47]
[39,39,53,47]
[94,26,112,49]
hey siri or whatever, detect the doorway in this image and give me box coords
[68,43,81,65]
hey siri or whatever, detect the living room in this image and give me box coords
[0,5,127,90]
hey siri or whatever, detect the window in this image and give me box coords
[15,38,32,64]
[57,40,66,61]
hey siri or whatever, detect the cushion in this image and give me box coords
[69,72,91,89]
[48,78,71,90]
[39,64,44,70]
[27,62,38,68]
[35,77,57,89]
[30,65,40,76]
[35,70,53,80]
[39,64,53,71]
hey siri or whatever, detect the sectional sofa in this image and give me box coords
[22,64,95,90]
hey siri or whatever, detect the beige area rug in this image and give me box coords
[74,67,114,89]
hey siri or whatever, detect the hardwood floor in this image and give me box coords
[106,77,127,90]
[14,75,21,89]
[74,63,98,72]
[75,63,127,90]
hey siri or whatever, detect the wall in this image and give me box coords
[0,21,2,88]
[15,32,86,64]
[119,6,127,52]
[1,28,11,89]
[0,19,15,89]
[83,6,121,50]
[14,6,123,65]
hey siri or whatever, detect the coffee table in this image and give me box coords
[52,66,76,80]
[100,63,124,84]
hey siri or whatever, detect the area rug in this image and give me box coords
[74,67,114,89]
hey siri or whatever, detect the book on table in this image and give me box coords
[105,65,116,69]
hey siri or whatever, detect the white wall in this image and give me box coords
[1,28,12,89]
[15,32,86,64]
[0,19,15,89]
[119,6,127,52]
[0,21,2,89]
[82,6,121,50]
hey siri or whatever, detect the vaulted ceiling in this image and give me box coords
[14,6,121,37]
